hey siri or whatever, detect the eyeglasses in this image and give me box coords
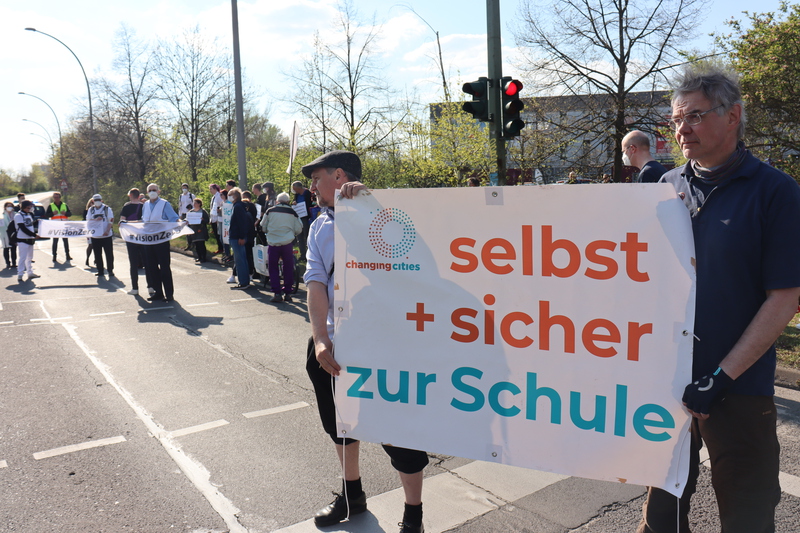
[668,104,724,130]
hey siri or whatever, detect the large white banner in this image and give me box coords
[334,184,696,497]
[119,221,193,245]
[38,219,98,238]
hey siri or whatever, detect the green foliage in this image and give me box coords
[723,2,800,179]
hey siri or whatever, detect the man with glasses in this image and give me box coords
[636,65,800,533]
[621,130,667,183]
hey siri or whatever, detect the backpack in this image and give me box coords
[6,220,16,244]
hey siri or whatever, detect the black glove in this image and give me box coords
[682,367,734,415]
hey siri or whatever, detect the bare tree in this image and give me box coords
[154,27,231,182]
[514,0,705,179]
[94,25,160,185]
[286,1,408,154]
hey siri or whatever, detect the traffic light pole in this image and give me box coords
[487,0,506,185]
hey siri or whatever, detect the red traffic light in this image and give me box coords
[503,79,523,96]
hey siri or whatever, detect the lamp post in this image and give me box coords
[23,120,57,179]
[19,91,66,189]
[22,118,54,147]
[25,27,97,194]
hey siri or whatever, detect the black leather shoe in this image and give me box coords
[398,522,424,533]
[147,294,164,302]
[314,491,367,527]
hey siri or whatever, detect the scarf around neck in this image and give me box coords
[690,141,749,185]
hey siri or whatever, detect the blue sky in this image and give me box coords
[0,0,783,175]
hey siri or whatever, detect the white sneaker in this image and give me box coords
[227,275,236,283]
[27,273,41,280]
[148,287,156,295]
[17,276,23,282]
[129,289,139,295]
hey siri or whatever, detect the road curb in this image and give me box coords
[777,364,800,391]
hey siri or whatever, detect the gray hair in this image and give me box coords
[277,192,291,204]
[672,64,746,140]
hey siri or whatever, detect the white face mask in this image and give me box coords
[94,200,102,207]
[6,207,13,213]
[149,191,159,199]
[622,153,632,167]
[182,188,188,193]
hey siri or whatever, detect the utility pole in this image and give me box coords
[231,0,247,190]
[487,0,506,185]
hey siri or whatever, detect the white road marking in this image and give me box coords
[780,471,800,498]
[185,302,219,308]
[243,402,309,419]
[138,306,174,311]
[0,321,13,325]
[89,311,125,317]
[61,323,246,533]
[30,317,72,322]
[0,460,7,468]
[169,419,230,438]
[230,298,255,302]
[33,435,127,460]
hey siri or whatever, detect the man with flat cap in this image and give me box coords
[302,150,428,533]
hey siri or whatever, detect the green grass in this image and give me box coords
[777,314,800,369]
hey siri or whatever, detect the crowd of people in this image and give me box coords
[4,179,319,304]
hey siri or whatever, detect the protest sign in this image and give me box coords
[293,202,308,218]
[119,221,193,245]
[38,220,96,238]
[222,202,233,244]
[186,211,203,225]
[333,184,695,496]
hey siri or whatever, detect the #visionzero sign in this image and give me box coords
[333,184,695,496]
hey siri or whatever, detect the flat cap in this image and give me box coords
[92,194,102,200]
[301,150,361,180]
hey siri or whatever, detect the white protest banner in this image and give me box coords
[292,201,308,218]
[222,202,233,244]
[119,221,193,245]
[334,184,696,497]
[38,220,97,238]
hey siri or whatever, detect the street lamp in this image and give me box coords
[19,91,66,188]
[22,118,54,147]
[25,27,97,194]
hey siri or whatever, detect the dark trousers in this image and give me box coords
[305,337,429,474]
[125,242,144,291]
[245,241,254,275]
[91,237,114,274]
[298,217,310,260]
[268,243,294,295]
[52,238,70,257]
[194,240,207,262]
[144,242,173,298]
[211,222,221,251]
[637,394,781,533]
[4,246,16,267]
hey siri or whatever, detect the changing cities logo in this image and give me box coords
[346,208,421,272]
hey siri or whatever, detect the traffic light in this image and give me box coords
[462,77,489,122]
[500,77,525,138]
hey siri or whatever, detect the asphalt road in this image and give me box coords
[1,237,799,532]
